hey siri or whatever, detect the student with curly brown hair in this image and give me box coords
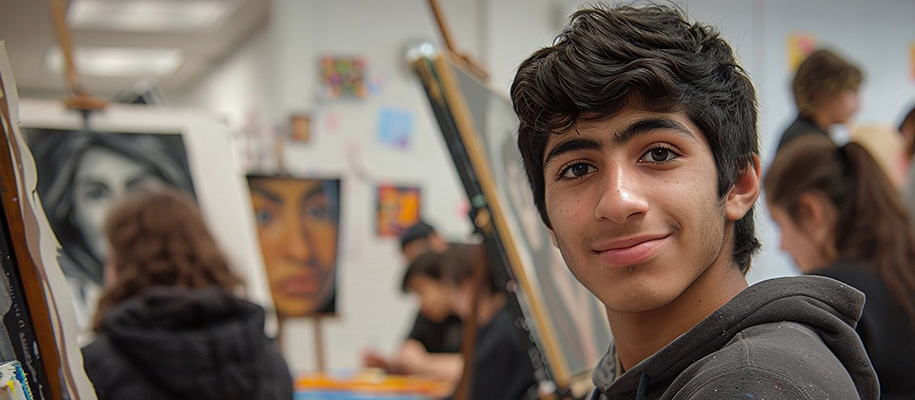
[510,4,877,399]
[82,189,293,400]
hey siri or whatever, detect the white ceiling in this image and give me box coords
[0,0,269,99]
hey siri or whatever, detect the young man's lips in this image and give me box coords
[592,234,671,267]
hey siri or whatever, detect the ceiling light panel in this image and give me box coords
[45,46,183,77]
[67,0,235,32]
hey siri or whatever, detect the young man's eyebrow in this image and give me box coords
[610,118,697,147]
[250,184,283,204]
[542,118,697,168]
[543,137,601,169]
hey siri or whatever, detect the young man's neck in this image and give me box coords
[607,259,748,371]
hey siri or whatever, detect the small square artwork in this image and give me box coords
[376,185,421,237]
[787,33,817,71]
[290,114,311,143]
[321,56,368,99]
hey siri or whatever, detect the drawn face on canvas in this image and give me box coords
[250,179,338,317]
[73,146,166,260]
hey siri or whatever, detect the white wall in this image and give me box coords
[170,0,915,373]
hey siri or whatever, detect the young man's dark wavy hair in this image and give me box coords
[510,4,760,273]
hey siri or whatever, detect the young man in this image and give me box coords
[777,49,863,152]
[509,5,878,399]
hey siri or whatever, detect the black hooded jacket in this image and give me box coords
[83,287,293,400]
[814,259,915,400]
[590,276,879,400]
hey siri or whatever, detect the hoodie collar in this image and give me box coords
[592,276,872,398]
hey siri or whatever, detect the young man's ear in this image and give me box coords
[548,228,559,248]
[725,155,762,222]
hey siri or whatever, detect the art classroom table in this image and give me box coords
[295,371,451,400]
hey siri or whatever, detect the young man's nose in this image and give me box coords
[594,165,649,224]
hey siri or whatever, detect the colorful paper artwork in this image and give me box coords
[321,56,368,99]
[376,185,421,237]
[787,33,817,70]
[377,108,413,149]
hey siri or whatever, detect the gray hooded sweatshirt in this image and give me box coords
[590,276,879,400]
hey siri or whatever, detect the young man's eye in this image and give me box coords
[559,163,597,179]
[639,147,678,163]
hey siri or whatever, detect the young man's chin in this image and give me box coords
[586,261,691,315]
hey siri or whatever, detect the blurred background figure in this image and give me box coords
[82,189,293,400]
[899,105,915,230]
[776,49,863,152]
[765,136,915,400]
[402,244,536,400]
[362,221,463,383]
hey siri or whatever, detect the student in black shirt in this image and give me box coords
[362,222,463,382]
[398,222,462,354]
[404,244,536,400]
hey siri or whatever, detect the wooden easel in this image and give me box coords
[0,49,66,400]
[272,131,329,375]
[426,0,489,81]
[48,0,107,118]
[424,2,493,399]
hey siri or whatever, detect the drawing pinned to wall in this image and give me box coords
[376,185,421,237]
[787,33,817,70]
[247,176,341,318]
[377,107,413,149]
[22,129,197,326]
[320,56,368,100]
[289,114,311,143]
[324,110,341,135]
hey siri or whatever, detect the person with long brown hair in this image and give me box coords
[765,135,915,400]
[81,189,293,400]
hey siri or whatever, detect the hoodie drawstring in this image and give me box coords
[636,371,650,400]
